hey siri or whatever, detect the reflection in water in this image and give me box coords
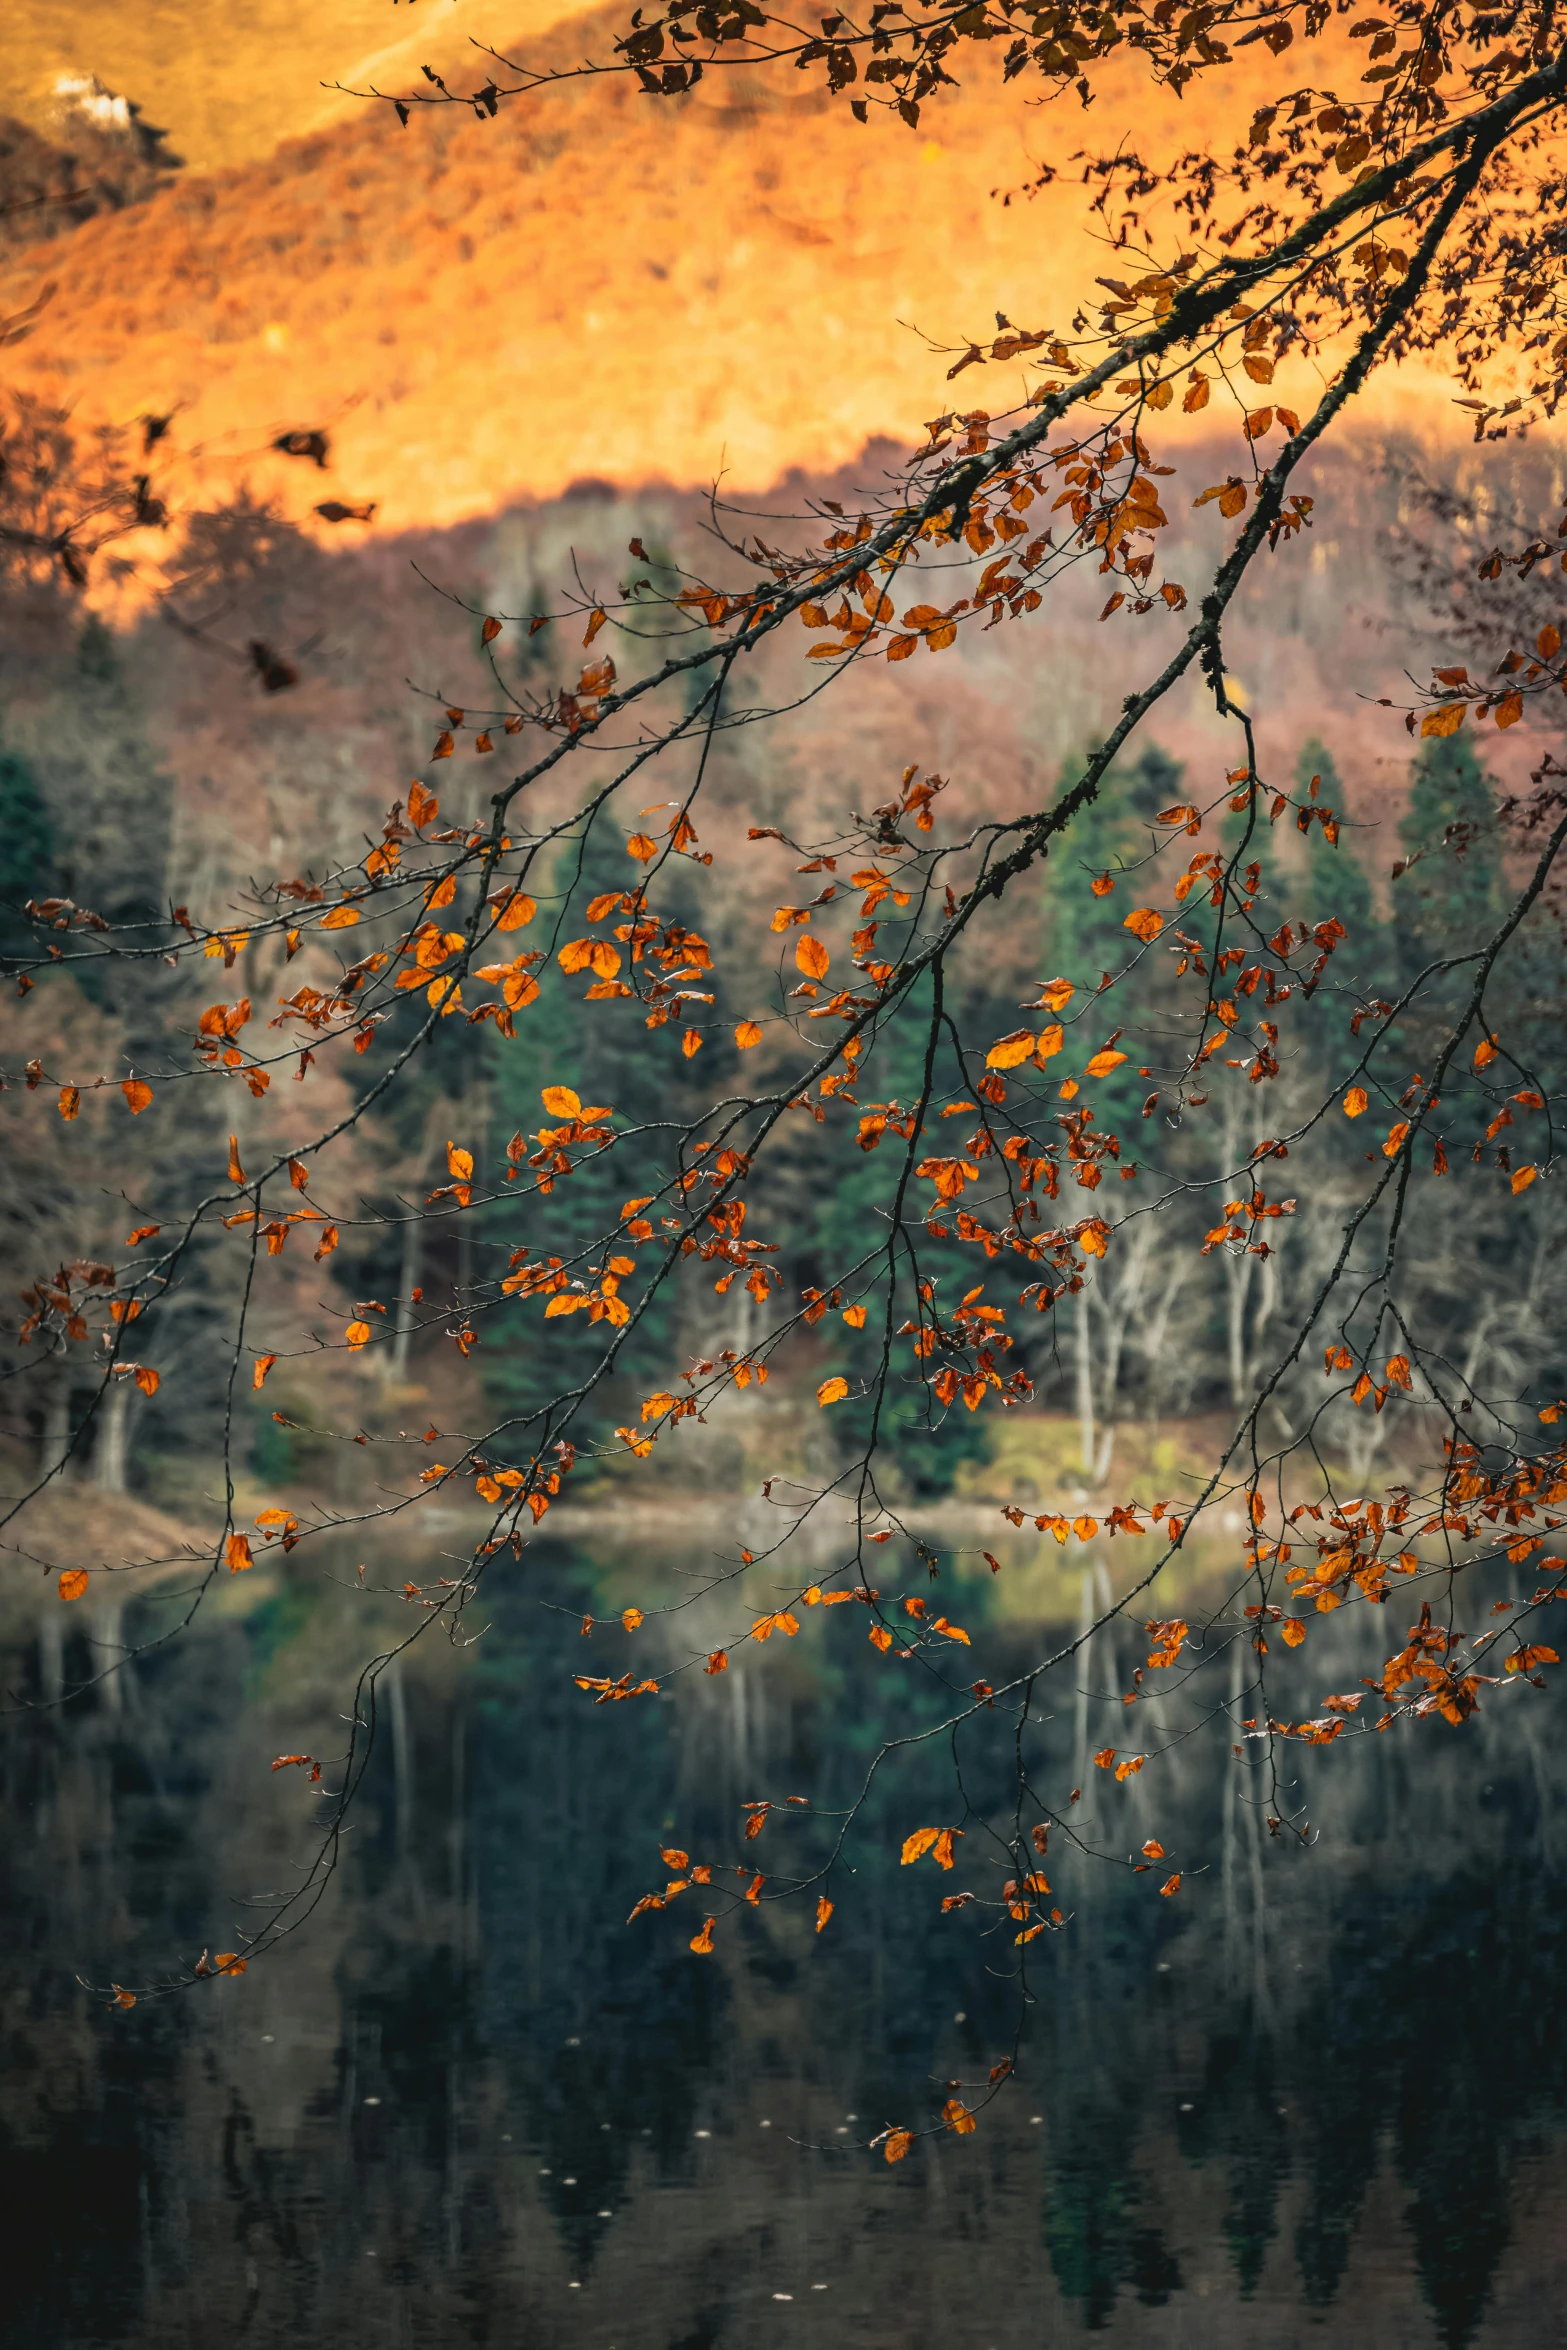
[3,1534,1565,2347]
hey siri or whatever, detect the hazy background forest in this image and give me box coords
[5,6,1567,2346]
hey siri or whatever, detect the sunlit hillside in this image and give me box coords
[3,6,1506,553]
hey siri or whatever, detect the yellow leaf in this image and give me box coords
[734,1020,763,1049]
[495,892,536,931]
[1084,1050,1127,1078]
[58,1568,89,1602]
[623,1606,644,1630]
[1036,1023,1064,1060]
[1421,702,1465,739]
[796,935,830,980]
[817,1375,849,1406]
[541,1086,582,1117]
[320,903,360,929]
[447,1141,474,1181]
[345,1320,372,1348]
[1123,908,1163,943]
[1343,1087,1368,1117]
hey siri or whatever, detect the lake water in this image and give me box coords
[4,1528,1565,2348]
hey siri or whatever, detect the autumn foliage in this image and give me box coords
[6,0,1567,2172]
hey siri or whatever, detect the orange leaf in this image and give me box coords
[447,1141,474,1182]
[1474,1037,1499,1070]
[986,1029,1037,1069]
[627,833,658,862]
[901,1827,940,1864]
[734,1020,763,1049]
[133,1365,160,1396]
[345,1320,372,1349]
[817,1375,849,1407]
[541,1085,582,1117]
[815,1895,833,1933]
[869,1622,893,1651]
[1160,1874,1182,1897]
[121,1079,153,1114]
[681,1028,703,1059]
[495,891,536,931]
[57,1085,80,1120]
[1123,908,1163,944]
[1084,1050,1127,1079]
[320,903,360,930]
[225,1533,254,1574]
[1141,1838,1165,1859]
[482,615,502,643]
[1090,874,1115,898]
[623,1606,644,1630]
[1421,702,1466,739]
[884,2129,914,2164]
[689,1916,716,1955]
[1281,1617,1306,1647]
[943,2098,977,2135]
[842,1303,867,1329]
[1496,690,1524,729]
[58,1567,89,1602]
[706,1649,728,1673]
[1513,1164,1538,1196]
[1343,1087,1368,1117]
[227,1135,246,1185]
[252,1354,276,1389]
[796,935,830,980]
[213,1952,248,1975]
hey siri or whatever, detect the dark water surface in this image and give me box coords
[4,1530,1566,2349]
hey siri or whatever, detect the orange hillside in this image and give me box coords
[2,8,1508,548]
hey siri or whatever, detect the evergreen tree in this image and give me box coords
[0,741,54,964]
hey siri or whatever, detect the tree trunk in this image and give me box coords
[41,1372,70,1479]
[391,1212,422,1380]
[1075,1283,1095,1475]
[94,1379,130,1494]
